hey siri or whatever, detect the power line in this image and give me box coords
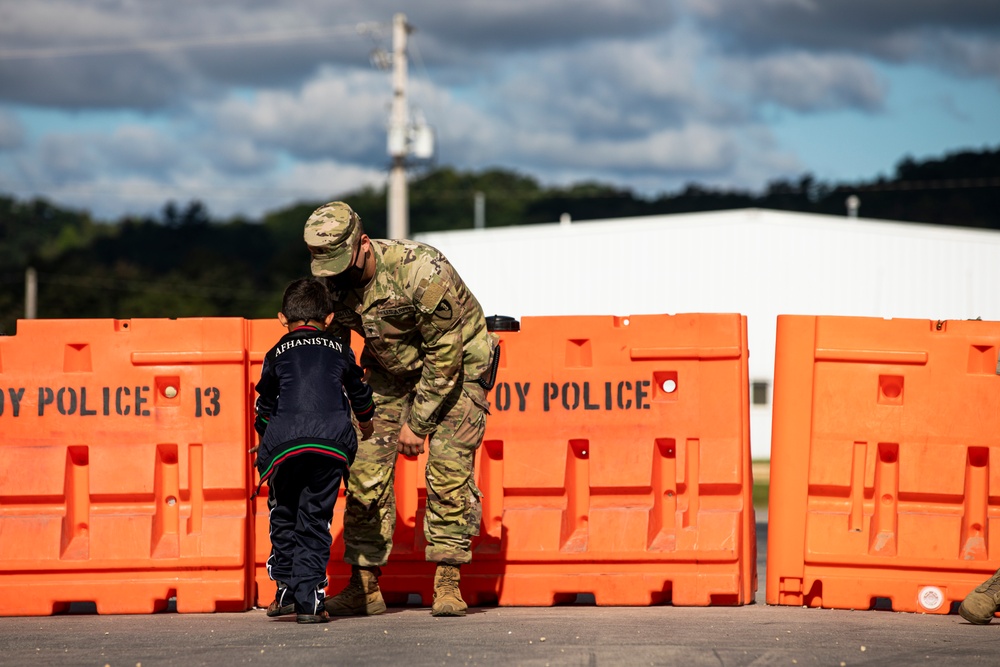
[0,24,359,61]
[0,181,351,198]
[407,34,445,130]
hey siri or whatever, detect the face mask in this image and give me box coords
[331,245,367,290]
[333,263,366,289]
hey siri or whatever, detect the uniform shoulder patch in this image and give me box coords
[418,281,447,312]
[434,299,453,321]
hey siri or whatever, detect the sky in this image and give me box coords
[0,0,998,222]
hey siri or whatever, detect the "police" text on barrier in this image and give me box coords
[493,380,651,412]
[0,386,222,417]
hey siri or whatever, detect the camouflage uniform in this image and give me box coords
[306,204,496,566]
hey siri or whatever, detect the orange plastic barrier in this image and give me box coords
[0,318,252,616]
[247,314,756,608]
[768,315,1000,614]
[463,313,756,606]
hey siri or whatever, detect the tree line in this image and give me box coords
[1,145,998,334]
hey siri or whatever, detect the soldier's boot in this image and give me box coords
[960,568,1000,624]
[324,566,386,616]
[431,564,467,617]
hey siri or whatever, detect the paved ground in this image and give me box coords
[3,517,999,667]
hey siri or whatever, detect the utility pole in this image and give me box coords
[379,13,434,240]
[387,13,411,240]
[25,266,37,319]
[474,191,485,230]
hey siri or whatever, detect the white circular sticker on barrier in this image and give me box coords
[918,585,944,611]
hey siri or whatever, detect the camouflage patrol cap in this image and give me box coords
[304,201,362,277]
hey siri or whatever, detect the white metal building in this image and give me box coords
[415,208,1000,459]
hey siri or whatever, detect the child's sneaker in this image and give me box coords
[266,582,294,617]
[267,578,328,618]
[295,580,332,624]
[296,610,331,624]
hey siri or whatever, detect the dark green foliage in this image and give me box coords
[0,195,106,267]
[1,146,998,333]
[408,167,544,231]
[753,480,769,509]
[0,201,281,333]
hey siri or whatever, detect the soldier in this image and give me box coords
[303,201,498,618]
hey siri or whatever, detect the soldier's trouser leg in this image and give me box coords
[424,382,488,564]
[342,370,490,567]
[341,372,409,567]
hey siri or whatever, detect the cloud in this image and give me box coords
[0,111,24,151]
[206,68,388,163]
[721,52,887,112]
[197,136,278,176]
[520,123,739,174]
[16,125,191,186]
[0,1,677,111]
[489,31,736,136]
[912,29,1000,79]
[0,4,366,109]
[273,159,386,204]
[101,126,189,177]
[682,0,1000,78]
[0,7,850,213]
[0,55,192,110]
[5,156,386,222]
[3,1,996,113]
[31,134,98,183]
[405,0,676,52]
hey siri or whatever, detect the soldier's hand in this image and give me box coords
[358,420,374,440]
[249,444,259,454]
[397,423,426,457]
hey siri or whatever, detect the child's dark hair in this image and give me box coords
[280,278,334,324]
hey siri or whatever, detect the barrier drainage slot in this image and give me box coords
[552,593,596,605]
[154,594,178,613]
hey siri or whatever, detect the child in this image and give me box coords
[253,278,375,623]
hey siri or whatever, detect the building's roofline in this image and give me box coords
[416,207,1000,243]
